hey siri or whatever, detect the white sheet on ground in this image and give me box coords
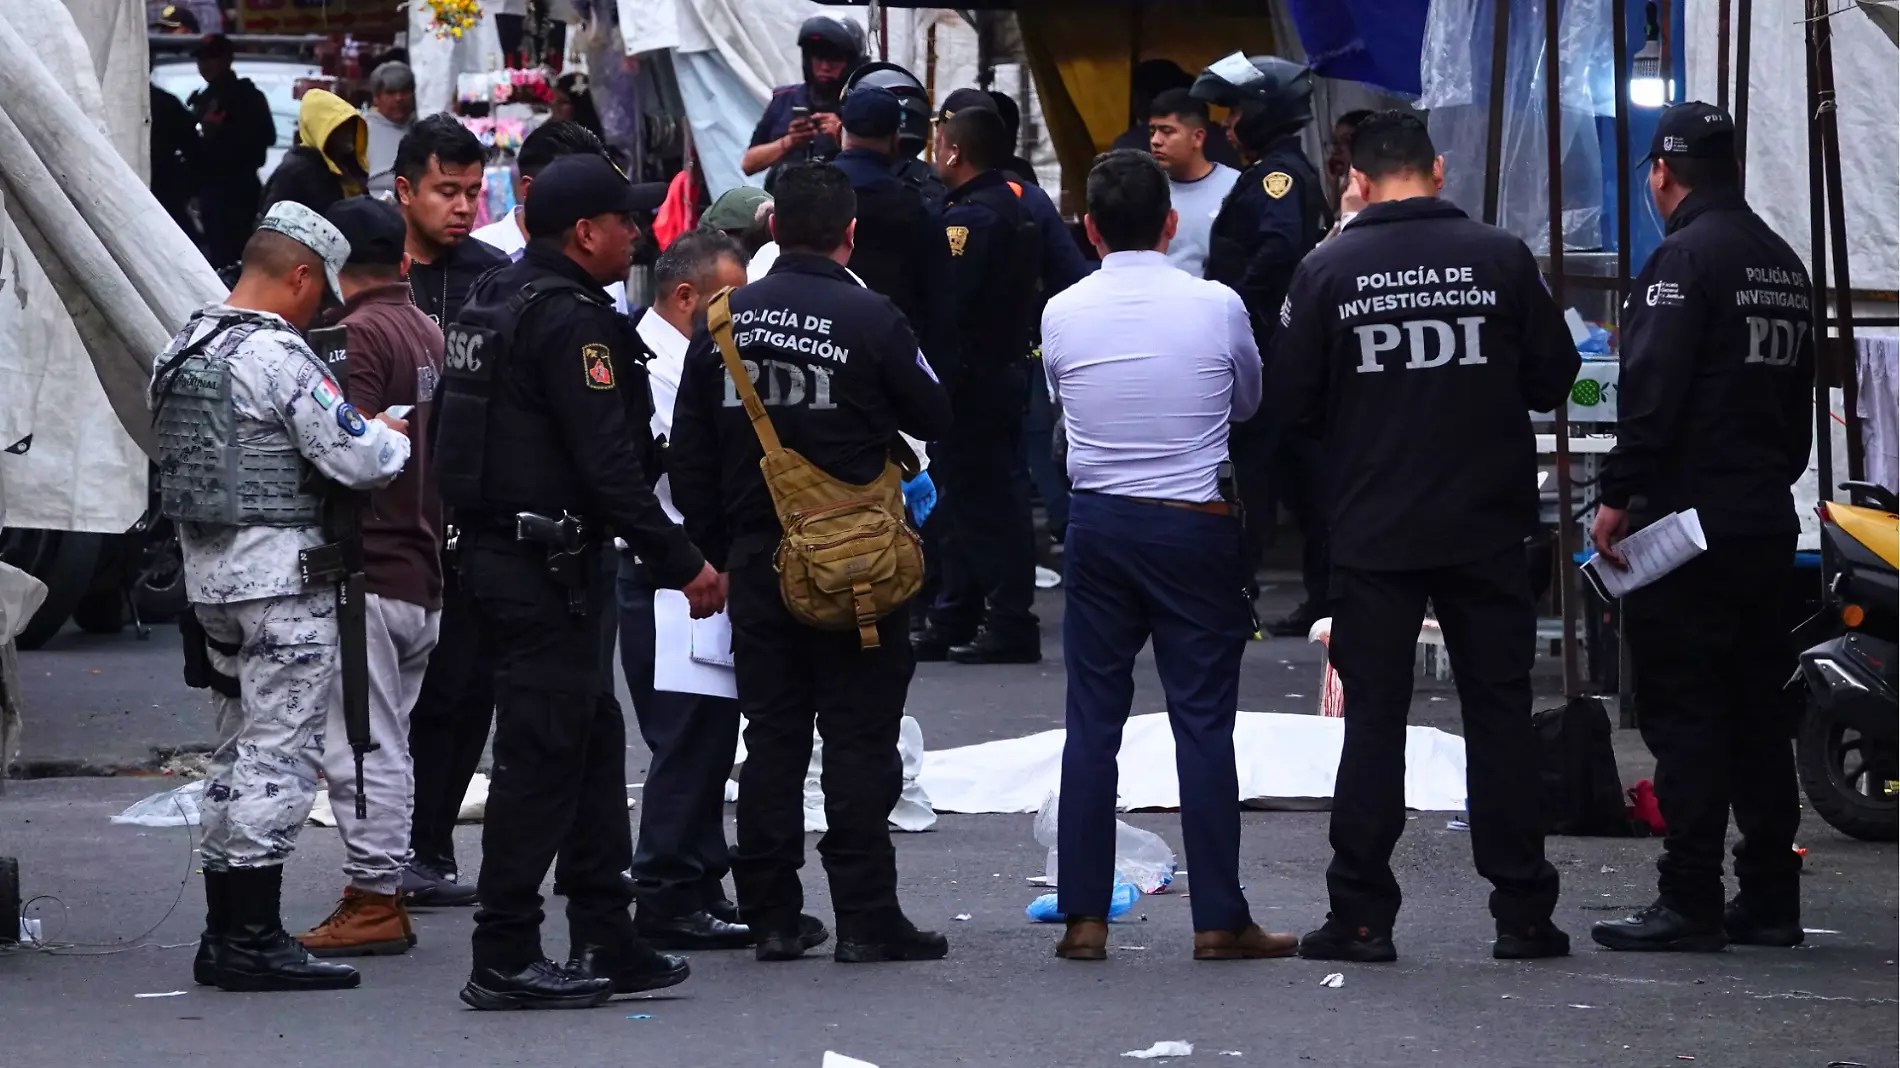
[918,711,1468,814]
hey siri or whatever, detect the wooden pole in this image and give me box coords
[1734,0,1752,191]
[1812,5,1864,480]
[1545,0,1581,698]
[1481,0,1512,225]
[1805,0,1837,582]
[1716,0,1731,109]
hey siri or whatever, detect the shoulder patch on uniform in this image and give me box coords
[336,402,367,437]
[945,225,970,257]
[1263,171,1294,199]
[311,377,340,410]
[583,343,616,390]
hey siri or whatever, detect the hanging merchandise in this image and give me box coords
[424,0,485,41]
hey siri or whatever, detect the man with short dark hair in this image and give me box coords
[1045,151,1291,963]
[1148,88,1239,277]
[1590,103,1815,954]
[1271,111,1577,964]
[470,120,634,311]
[365,61,417,198]
[616,229,754,951]
[296,196,445,958]
[916,104,1044,665]
[1325,109,1376,216]
[985,89,1041,187]
[187,33,274,269]
[670,162,954,965]
[394,114,507,326]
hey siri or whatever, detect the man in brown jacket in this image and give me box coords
[298,197,447,957]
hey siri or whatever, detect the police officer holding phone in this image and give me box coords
[742,16,866,188]
[436,154,723,1010]
[1271,112,1579,963]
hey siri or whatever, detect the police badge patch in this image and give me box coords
[946,225,970,257]
[336,402,368,437]
[1263,171,1294,199]
[583,343,616,390]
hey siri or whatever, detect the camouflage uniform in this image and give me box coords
[156,305,409,870]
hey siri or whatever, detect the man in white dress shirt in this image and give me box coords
[614,229,756,950]
[1042,150,1297,964]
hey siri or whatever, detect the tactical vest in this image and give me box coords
[963,181,1043,361]
[151,316,324,527]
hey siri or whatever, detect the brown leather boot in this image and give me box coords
[296,888,412,958]
[1055,917,1109,961]
[1194,924,1300,960]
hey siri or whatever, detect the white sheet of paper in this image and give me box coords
[1582,508,1708,598]
[691,611,735,667]
[653,589,737,698]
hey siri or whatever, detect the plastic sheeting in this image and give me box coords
[1684,0,1899,290]
[1283,0,1430,96]
[1859,335,1899,494]
[1418,0,1614,252]
[919,711,1471,814]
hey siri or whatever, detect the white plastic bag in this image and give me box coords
[110,779,205,827]
[1033,791,1177,894]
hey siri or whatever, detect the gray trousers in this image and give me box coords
[322,593,441,895]
[196,589,337,870]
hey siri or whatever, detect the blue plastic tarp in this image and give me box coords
[1283,0,1430,97]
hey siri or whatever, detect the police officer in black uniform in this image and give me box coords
[1590,103,1815,954]
[913,103,1044,665]
[842,61,945,204]
[1193,53,1332,635]
[437,155,725,1010]
[670,162,953,964]
[1270,112,1577,963]
[741,15,866,189]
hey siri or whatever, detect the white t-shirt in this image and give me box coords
[1164,163,1241,277]
[473,208,629,313]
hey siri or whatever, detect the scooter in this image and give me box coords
[1792,481,1898,842]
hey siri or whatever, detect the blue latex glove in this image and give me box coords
[902,471,937,527]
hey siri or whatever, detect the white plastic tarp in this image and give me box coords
[918,711,1471,814]
[1686,1,1899,290]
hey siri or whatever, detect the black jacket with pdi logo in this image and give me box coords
[1270,197,1581,572]
[1599,187,1814,538]
[669,253,953,571]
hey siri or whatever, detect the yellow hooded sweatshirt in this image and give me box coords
[296,88,368,196]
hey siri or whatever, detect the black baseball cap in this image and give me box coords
[1644,101,1736,164]
[937,87,998,122]
[325,196,407,266]
[842,86,903,138]
[523,154,640,239]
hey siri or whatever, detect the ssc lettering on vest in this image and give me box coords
[445,329,486,373]
[732,306,852,364]
[723,358,839,410]
[1354,317,1488,373]
[1743,316,1809,367]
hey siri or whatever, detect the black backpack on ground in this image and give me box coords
[1532,696,1631,836]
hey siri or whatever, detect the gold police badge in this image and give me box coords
[1263,171,1294,199]
[946,225,970,257]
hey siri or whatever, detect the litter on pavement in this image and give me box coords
[1321,973,1345,988]
[134,991,187,998]
[1122,1041,1194,1059]
[822,1053,879,1068]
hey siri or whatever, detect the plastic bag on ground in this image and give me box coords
[110,779,205,827]
[1033,792,1177,894]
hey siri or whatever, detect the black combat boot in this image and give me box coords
[1590,902,1728,952]
[566,937,691,995]
[215,866,361,992]
[1298,915,1398,963]
[753,914,832,962]
[1492,919,1571,960]
[1724,894,1804,948]
[193,869,229,986]
[834,913,949,963]
[460,959,613,1010]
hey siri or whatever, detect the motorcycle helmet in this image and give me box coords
[1190,52,1314,151]
[844,61,934,159]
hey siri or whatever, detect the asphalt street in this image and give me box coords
[2,581,1895,1068]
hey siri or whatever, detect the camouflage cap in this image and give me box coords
[256,201,349,301]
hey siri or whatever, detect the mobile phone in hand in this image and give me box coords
[384,405,414,418]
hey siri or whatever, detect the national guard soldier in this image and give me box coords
[1269,112,1579,963]
[151,202,411,992]
[1193,52,1332,636]
[669,162,954,964]
[1590,103,1815,954]
[436,154,724,1010]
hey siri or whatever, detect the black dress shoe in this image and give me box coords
[1298,917,1398,963]
[1493,921,1571,960]
[1591,904,1728,952]
[1723,898,1804,947]
[704,897,743,926]
[835,917,949,963]
[460,960,614,1010]
[401,863,479,908]
[947,629,1041,665]
[911,623,971,663]
[635,909,754,950]
[1265,610,1323,639]
[567,940,691,995]
[754,914,832,961]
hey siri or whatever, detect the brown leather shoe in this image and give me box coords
[296,888,412,958]
[1055,917,1109,961]
[1194,924,1300,960]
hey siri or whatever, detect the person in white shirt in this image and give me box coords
[614,229,757,950]
[471,120,631,312]
[1041,150,1294,964]
[363,62,416,198]
[1146,88,1240,277]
